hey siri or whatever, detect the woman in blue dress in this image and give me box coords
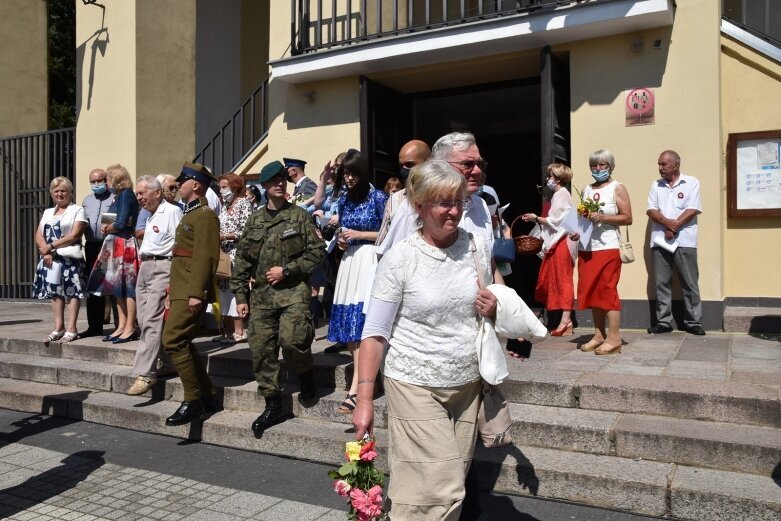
[327,150,387,413]
[87,164,140,343]
[33,177,88,344]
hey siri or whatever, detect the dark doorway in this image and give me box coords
[360,51,570,304]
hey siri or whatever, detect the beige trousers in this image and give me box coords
[133,259,174,376]
[384,377,481,521]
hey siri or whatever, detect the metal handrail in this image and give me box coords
[291,0,585,55]
[193,78,269,174]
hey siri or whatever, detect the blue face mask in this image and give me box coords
[91,182,107,195]
[591,169,610,182]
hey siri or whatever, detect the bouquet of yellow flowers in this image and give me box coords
[574,186,604,217]
[328,435,387,521]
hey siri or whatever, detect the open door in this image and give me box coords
[540,46,570,177]
[359,77,413,187]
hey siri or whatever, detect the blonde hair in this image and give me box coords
[49,177,74,198]
[107,164,133,192]
[548,163,573,184]
[406,160,466,209]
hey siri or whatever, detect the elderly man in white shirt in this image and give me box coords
[646,150,704,336]
[377,132,498,277]
[126,176,184,395]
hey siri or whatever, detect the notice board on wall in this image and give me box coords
[727,130,781,217]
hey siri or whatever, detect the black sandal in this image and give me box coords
[336,394,357,414]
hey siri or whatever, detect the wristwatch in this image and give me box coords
[282,265,291,278]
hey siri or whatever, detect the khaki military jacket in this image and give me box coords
[230,202,324,309]
[169,197,220,302]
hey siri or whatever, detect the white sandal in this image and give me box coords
[45,330,65,343]
[60,331,78,343]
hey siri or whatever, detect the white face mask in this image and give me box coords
[546,179,558,191]
[220,189,234,203]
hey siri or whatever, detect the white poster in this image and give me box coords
[736,139,781,210]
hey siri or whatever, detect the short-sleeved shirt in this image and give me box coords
[647,173,701,248]
[138,200,183,257]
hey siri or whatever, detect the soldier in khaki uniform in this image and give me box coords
[232,160,325,435]
[163,162,221,426]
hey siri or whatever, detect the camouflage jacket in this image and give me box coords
[230,202,324,308]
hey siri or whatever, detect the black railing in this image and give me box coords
[291,0,584,54]
[193,78,269,174]
[0,128,75,299]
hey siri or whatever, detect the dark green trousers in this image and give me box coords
[162,300,215,401]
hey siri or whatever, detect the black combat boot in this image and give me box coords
[165,400,207,426]
[298,370,317,404]
[251,395,288,436]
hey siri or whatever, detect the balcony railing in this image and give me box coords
[193,78,269,174]
[291,0,586,54]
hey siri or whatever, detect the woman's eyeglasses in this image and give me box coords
[431,199,471,210]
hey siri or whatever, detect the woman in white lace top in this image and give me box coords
[352,160,497,521]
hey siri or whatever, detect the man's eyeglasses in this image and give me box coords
[448,160,487,172]
[431,199,471,210]
[400,161,417,169]
[165,185,178,191]
[89,179,107,184]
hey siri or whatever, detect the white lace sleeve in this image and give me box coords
[371,245,407,303]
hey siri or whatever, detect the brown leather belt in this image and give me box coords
[172,247,193,258]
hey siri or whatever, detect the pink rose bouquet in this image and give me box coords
[328,435,387,520]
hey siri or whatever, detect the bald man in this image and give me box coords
[375,139,431,248]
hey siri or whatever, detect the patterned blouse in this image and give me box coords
[219,196,253,261]
[338,189,388,245]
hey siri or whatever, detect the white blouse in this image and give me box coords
[366,229,491,387]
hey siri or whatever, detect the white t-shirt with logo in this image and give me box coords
[139,200,183,257]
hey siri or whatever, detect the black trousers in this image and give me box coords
[84,241,105,334]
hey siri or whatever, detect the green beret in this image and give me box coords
[258,161,287,184]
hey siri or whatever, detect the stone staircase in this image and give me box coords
[0,330,780,520]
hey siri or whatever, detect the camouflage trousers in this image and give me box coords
[249,301,314,397]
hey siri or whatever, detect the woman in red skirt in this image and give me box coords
[523,164,578,336]
[570,150,633,355]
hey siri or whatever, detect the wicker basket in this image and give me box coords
[510,215,543,256]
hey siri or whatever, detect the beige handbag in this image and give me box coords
[619,226,635,264]
[470,236,513,448]
[216,251,232,279]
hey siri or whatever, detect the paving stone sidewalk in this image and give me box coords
[0,442,344,521]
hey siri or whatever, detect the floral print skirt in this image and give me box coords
[327,243,378,343]
[87,235,139,299]
[33,256,85,302]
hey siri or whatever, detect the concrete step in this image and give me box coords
[2,378,779,520]
[6,336,780,431]
[577,373,781,428]
[723,306,781,334]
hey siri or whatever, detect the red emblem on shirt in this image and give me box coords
[677,192,684,199]
[153,225,160,233]
[593,193,601,201]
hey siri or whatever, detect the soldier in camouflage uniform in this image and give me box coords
[231,160,325,435]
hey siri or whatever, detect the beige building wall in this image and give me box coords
[76,1,198,197]
[721,35,781,297]
[236,2,360,178]
[0,0,48,138]
[75,0,138,198]
[568,0,723,302]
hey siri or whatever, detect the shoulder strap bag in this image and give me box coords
[470,236,513,448]
[619,226,635,264]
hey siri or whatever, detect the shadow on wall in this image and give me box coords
[276,79,361,132]
[570,25,673,110]
[75,2,110,118]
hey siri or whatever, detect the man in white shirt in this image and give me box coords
[377,132,498,278]
[126,176,184,395]
[646,150,704,335]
